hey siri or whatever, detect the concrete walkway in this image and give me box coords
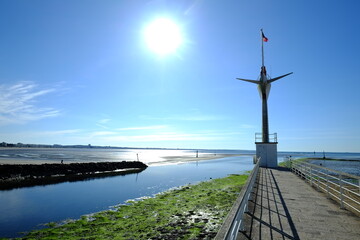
[238,167,360,240]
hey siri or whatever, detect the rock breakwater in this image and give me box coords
[0,161,147,190]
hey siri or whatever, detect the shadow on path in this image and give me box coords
[238,168,300,240]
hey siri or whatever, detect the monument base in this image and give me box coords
[256,142,278,168]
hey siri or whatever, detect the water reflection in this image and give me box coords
[0,156,253,238]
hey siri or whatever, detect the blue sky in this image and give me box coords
[0,0,359,152]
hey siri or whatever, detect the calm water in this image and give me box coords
[0,148,359,238]
[308,159,360,176]
[0,153,253,238]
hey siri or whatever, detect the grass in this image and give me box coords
[15,174,248,240]
[278,157,308,168]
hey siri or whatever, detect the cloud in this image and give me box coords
[117,125,167,131]
[100,132,220,143]
[96,118,112,129]
[0,81,60,125]
[91,131,117,137]
[98,118,111,124]
[140,114,223,122]
[40,129,82,135]
[89,124,241,145]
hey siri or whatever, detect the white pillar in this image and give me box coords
[256,143,278,168]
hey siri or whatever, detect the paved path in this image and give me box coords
[238,167,360,240]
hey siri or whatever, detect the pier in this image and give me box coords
[224,29,360,239]
[216,162,360,239]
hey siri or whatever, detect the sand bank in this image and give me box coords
[146,154,246,166]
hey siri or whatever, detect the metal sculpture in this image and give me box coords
[236,29,293,143]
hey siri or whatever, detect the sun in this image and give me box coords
[143,18,183,56]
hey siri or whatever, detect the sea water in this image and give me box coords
[0,148,359,238]
[0,153,253,238]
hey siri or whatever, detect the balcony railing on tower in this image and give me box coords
[255,132,277,143]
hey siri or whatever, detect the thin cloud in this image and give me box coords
[140,114,223,121]
[0,81,60,125]
[98,118,111,124]
[117,125,168,131]
[96,117,112,129]
[101,132,220,143]
[91,131,117,137]
[40,129,82,135]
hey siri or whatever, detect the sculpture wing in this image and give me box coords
[268,72,293,83]
[236,78,260,84]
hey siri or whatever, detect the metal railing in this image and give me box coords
[215,158,261,240]
[292,161,360,215]
[255,132,277,143]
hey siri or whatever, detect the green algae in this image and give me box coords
[18,174,248,240]
[279,157,356,169]
[279,157,307,168]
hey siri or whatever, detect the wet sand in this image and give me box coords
[148,154,246,166]
[0,154,248,166]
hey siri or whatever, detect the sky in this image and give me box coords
[0,0,359,152]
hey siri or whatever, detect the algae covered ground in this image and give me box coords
[278,157,307,168]
[17,174,248,240]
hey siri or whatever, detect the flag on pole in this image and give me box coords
[262,32,268,42]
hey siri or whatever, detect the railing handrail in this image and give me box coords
[293,161,360,180]
[255,132,277,143]
[291,161,360,215]
[307,167,359,189]
[215,157,261,240]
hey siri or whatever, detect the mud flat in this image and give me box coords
[0,161,147,190]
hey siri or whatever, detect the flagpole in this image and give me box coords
[261,29,264,67]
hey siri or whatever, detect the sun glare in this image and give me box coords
[143,18,183,56]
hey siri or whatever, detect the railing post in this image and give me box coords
[297,164,300,176]
[303,164,306,179]
[326,176,330,197]
[293,164,296,174]
[245,196,249,213]
[316,171,320,191]
[339,174,344,209]
[310,166,313,186]
[239,219,244,233]
[302,164,306,178]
